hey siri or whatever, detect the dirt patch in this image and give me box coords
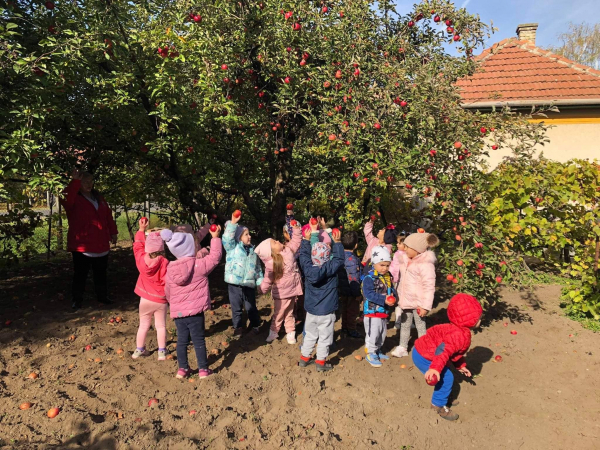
[0,248,599,449]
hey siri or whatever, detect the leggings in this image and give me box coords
[136,298,168,349]
[399,309,427,349]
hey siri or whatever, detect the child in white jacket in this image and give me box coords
[389,232,439,358]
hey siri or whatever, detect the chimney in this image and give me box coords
[516,23,538,44]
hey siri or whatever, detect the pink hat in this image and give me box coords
[255,238,272,263]
[145,231,164,253]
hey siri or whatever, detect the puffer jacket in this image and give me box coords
[361,269,396,318]
[390,249,436,312]
[165,238,222,319]
[133,230,169,303]
[222,222,263,288]
[361,221,393,268]
[255,227,303,299]
[414,294,483,373]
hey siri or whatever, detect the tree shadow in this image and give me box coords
[480,300,533,329]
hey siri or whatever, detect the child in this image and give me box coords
[223,212,264,335]
[132,217,169,360]
[255,221,303,344]
[173,222,212,258]
[413,293,482,421]
[161,226,222,379]
[298,224,344,372]
[337,231,363,338]
[390,232,439,358]
[362,246,397,367]
[362,217,395,272]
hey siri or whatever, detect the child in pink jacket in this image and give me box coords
[132,218,169,360]
[362,218,395,272]
[390,231,439,358]
[256,222,303,344]
[161,226,222,379]
[173,222,212,258]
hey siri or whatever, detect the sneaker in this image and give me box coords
[286,332,297,344]
[157,349,167,361]
[298,357,314,368]
[233,327,243,336]
[315,361,333,372]
[198,369,213,379]
[391,346,408,358]
[131,348,151,359]
[251,327,261,335]
[366,353,382,367]
[346,329,362,339]
[176,368,195,379]
[377,352,390,361]
[266,330,279,343]
[432,405,459,421]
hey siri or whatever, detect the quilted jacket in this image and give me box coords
[414,294,483,373]
[390,249,436,312]
[222,222,263,288]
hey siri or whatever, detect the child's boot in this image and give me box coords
[198,369,213,379]
[298,356,314,368]
[391,346,408,358]
[366,353,382,367]
[315,360,333,372]
[431,405,459,421]
[286,332,297,344]
[377,351,390,361]
[266,330,278,343]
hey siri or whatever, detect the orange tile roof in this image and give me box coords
[457,38,600,106]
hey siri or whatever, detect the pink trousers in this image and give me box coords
[136,298,168,349]
[270,297,297,334]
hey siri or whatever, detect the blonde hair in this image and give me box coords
[271,251,284,282]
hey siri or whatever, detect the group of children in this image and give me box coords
[130,208,483,421]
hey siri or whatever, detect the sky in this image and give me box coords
[395,0,600,52]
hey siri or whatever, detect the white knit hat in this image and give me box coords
[371,246,391,265]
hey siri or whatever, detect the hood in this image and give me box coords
[143,254,164,275]
[447,293,482,328]
[255,238,272,263]
[410,250,437,265]
[168,257,194,286]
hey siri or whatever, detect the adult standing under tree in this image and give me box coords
[60,168,118,310]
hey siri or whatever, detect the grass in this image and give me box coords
[566,311,600,333]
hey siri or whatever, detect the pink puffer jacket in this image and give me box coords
[390,249,437,311]
[164,237,222,319]
[362,221,392,266]
[255,227,303,300]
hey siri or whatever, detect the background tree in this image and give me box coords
[548,22,600,70]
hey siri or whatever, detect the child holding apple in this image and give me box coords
[255,220,303,344]
[412,293,482,421]
[362,217,395,273]
[132,217,170,360]
[389,231,439,358]
[297,222,344,372]
[222,211,264,335]
[361,246,397,367]
[161,225,222,379]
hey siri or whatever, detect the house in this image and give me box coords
[457,23,600,167]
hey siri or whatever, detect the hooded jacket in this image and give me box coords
[361,269,396,318]
[389,249,437,311]
[222,222,263,288]
[338,250,362,297]
[164,238,222,319]
[133,231,169,303]
[414,294,482,373]
[298,239,344,315]
[361,221,393,268]
[255,227,303,300]
[60,179,118,253]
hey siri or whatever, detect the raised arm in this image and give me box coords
[196,222,211,243]
[222,222,237,253]
[287,225,303,255]
[133,230,147,273]
[363,220,376,246]
[60,179,81,211]
[195,237,223,276]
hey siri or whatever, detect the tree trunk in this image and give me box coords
[123,203,135,243]
[46,195,53,261]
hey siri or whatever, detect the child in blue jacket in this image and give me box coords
[298,223,344,372]
[222,212,264,335]
[362,245,397,368]
[337,231,362,338]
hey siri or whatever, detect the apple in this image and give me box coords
[328,134,336,141]
[457,260,464,266]
[370,215,376,222]
[47,407,60,418]
[310,218,318,226]
[445,19,452,26]
[495,355,503,362]
[447,26,454,33]
[211,214,218,220]
[373,123,381,130]
[475,242,483,249]
[339,11,344,17]
[335,70,342,79]
[400,100,408,107]
[322,6,328,13]
[354,68,360,76]
[45,1,55,9]
[284,11,293,20]
[141,145,149,153]
[85,345,92,351]
[499,261,507,266]
[193,14,202,23]
[455,235,461,241]
[221,64,228,70]
[417,228,425,233]
[293,23,301,31]
[210,224,218,232]
[19,402,32,410]
[148,398,159,407]
[286,203,294,210]
[510,330,517,335]
[385,295,396,306]
[48,25,57,34]
[290,220,298,226]
[453,35,460,41]
[363,177,368,183]
[480,127,487,134]
[434,15,441,22]
[496,276,503,283]
[492,145,498,150]
[27,372,39,379]
[299,59,307,66]
[454,141,462,149]
[405,184,413,189]
[323,81,331,88]
[426,373,438,386]
[233,210,242,219]
[446,274,454,281]
[477,263,485,269]
[187,146,193,154]
[408,20,415,27]
[429,149,437,156]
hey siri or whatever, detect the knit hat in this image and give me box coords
[311,242,331,266]
[160,229,195,259]
[383,225,398,245]
[145,231,164,253]
[403,232,439,254]
[234,224,248,243]
[255,238,272,263]
[447,293,483,328]
[371,245,391,265]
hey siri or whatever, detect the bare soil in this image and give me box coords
[0,247,599,449]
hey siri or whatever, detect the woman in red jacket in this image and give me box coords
[60,168,118,310]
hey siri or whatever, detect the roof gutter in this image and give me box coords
[461,99,600,109]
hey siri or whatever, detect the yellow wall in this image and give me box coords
[486,108,600,168]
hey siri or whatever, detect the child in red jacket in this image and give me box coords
[412,293,482,421]
[132,218,169,360]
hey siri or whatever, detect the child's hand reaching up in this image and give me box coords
[458,366,472,377]
[303,227,312,240]
[139,217,149,232]
[332,228,341,243]
[209,225,221,238]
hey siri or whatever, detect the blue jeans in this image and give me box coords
[412,348,454,408]
[175,313,207,370]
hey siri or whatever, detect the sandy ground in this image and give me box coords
[0,247,599,449]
